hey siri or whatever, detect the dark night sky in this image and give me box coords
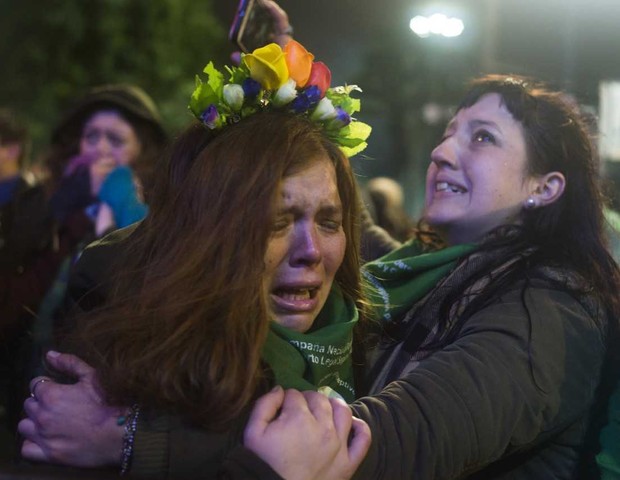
[215,0,620,100]
[214,0,620,214]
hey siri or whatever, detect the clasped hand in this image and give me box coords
[18,351,125,467]
[18,352,372,479]
[244,386,371,480]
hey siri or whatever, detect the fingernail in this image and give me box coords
[271,385,283,393]
[46,350,60,358]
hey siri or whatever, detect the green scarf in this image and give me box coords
[598,381,620,479]
[262,285,358,403]
[363,239,476,322]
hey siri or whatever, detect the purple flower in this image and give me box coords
[291,94,312,113]
[290,85,322,114]
[335,107,351,126]
[242,78,262,99]
[304,85,322,104]
[327,107,351,129]
[200,104,219,129]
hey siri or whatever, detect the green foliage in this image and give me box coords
[0,0,228,157]
[327,85,362,116]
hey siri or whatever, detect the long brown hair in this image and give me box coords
[72,111,362,429]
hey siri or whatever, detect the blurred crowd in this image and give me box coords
[0,85,167,457]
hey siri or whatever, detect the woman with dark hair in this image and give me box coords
[44,84,167,237]
[243,74,620,479]
[32,84,169,363]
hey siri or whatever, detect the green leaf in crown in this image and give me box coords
[188,41,372,157]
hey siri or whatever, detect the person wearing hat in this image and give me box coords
[45,84,167,233]
[35,84,168,346]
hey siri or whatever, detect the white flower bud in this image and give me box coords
[272,78,298,107]
[223,84,244,111]
[310,97,337,121]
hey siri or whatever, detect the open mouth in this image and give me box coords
[436,181,466,193]
[273,287,319,301]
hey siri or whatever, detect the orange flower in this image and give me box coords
[284,40,314,87]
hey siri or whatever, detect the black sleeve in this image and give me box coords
[131,410,284,480]
[52,224,138,341]
[219,447,285,480]
[350,286,606,479]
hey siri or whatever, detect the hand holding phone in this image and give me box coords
[230,0,293,53]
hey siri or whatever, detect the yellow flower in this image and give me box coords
[284,40,315,88]
[243,43,288,90]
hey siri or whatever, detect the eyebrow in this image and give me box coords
[444,118,503,135]
[275,203,343,216]
[469,119,502,132]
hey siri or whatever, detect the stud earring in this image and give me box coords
[525,197,537,209]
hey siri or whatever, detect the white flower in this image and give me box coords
[272,78,298,107]
[310,97,337,121]
[223,84,244,111]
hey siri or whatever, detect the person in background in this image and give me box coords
[0,108,56,455]
[365,176,415,242]
[44,83,167,241]
[35,84,168,345]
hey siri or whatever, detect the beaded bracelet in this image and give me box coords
[120,404,141,476]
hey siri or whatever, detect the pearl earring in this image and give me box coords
[525,197,537,209]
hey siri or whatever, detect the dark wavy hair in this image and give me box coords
[438,73,620,478]
[447,75,620,319]
[73,111,363,429]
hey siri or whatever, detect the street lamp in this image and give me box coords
[409,13,464,38]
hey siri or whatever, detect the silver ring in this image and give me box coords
[30,377,51,401]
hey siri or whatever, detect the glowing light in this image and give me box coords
[409,15,431,37]
[428,14,448,35]
[409,13,464,38]
[443,17,465,37]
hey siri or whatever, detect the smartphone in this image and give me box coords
[229,0,276,53]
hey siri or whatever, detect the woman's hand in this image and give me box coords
[18,351,125,467]
[230,0,293,65]
[263,0,293,47]
[244,387,371,480]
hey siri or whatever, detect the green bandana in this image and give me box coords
[363,240,476,322]
[262,285,358,402]
[597,383,620,478]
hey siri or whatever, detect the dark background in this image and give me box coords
[3,0,620,215]
[213,0,620,214]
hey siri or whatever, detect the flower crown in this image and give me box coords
[189,41,371,157]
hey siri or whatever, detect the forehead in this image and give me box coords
[279,156,341,205]
[83,110,132,131]
[449,93,521,132]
